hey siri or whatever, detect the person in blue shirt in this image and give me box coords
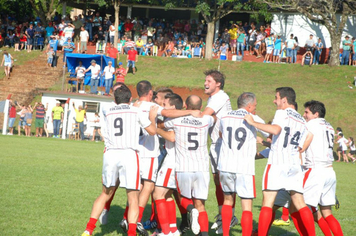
[47,35,59,67]
[1,50,14,78]
[341,35,352,65]
[45,22,55,42]
[25,24,35,52]
[313,38,324,65]
[352,37,356,66]
[62,38,76,66]
[273,35,283,63]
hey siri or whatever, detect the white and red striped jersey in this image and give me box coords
[268,108,307,166]
[164,115,214,172]
[304,118,334,168]
[137,101,163,158]
[206,90,232,157]
[162,121,176,166]
[218,109,266,175]
[102,102,151,151]
[337,137,348,151]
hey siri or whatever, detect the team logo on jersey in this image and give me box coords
[181,117,202,126]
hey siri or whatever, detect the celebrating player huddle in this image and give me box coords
[81,70,343,236]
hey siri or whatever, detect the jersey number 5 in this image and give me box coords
[114,117,123,136]
[188,132,198,150]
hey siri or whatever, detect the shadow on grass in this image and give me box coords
[94,205,126,236]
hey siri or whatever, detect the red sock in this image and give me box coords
[258,206,272,236]
[138,206,145,222]
[176,198,187,214]
[291,211,308,235]
[104,188,117,211]
[221,205,233,236]
[155,199,170,234]
[128,223,137,236]
[232,194,236,210]
[215,184,224,207]
[317,217,332,236]
[198,211,209,233]
[299,206,316,236]
[150,199,156,221]
[281,207,289,221]
[241,211,253,236]
[180,197,193,210]
[325,215,344,236]
[123,206,129,220]
[167,200,178,232]
[85,218,97,235]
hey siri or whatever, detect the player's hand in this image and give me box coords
[190,110,202,118]
[256,136,263,144]
[132,100,141,107]
[244,114,255,126]
[149,105,159,118]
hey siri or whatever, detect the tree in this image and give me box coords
[257,0,356,66]
[29,0,65,26]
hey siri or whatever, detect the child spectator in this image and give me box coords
[24,105,33,137]
[47,47,54,67]
[218,42,228,57]
[13,33,20,51]
[236,28,245,57]
[7,100,17,135]
[347,137,356,163]
[273,35,282,63]
[264,33,275,63]
[115,62,126,83]
[1,51,14,79]
[254,30,263,58]
[301,49,313,66]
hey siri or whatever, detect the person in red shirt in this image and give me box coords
[7,100,17,135]
[124,19,134,38]
[115,62,127,83]
[106,43,119,66]
[126,47,138,75]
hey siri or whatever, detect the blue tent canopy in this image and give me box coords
[65,53,115,86]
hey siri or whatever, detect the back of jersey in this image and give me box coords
[218,109,257,175]
[102,103,141,151]
[269,108,307,165]
[304,118,334,168]
[165,115,214,172]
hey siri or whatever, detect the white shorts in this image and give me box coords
[140,157,158,182]
[262,164,304,193]
[4,62,11,67]
[266,47,273,54]
[303,167,336,207]
[102,149,140,190]
[274,189,290,208]
[219,171,256,199]
[156,161,176,189]
[210,141,221,174]
[176,172,210,200]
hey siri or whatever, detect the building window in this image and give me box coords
[84,102,100,113]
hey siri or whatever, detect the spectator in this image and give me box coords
[133,21,142,42]
[273,34,282,63]
[109,21,116,43]
[107,43,119,66]
[341,35,352,65]
[34,102,48,137]
[145,39,154,56]
[123,37,136,54]
[95,26,105,52]
[313,38,323,65]
[45,22,55,42]
[293,36,299,63]
[75,61,86,91]
[236,28,245,57]
[47,47,54,67]
[218,42,228,58]
[347,137,356,162]
[13,33,20,51]
[102,61,115,95]
[7,100,16,135]
[17,103,27,136]
[126,46,138,74]
[254,29,263,58]
[1,50,14,79]
[79,26,89,53]
[25,24,35,52]
[228,24,238,54]
[264,33,274,63]
[124,18,134,38]
[304,34,315,51]
[52,101,63,138]
[248,25,256,56]
[91,113,103,141]
[301,48,313,67]
[62,38,75,65]
[24,105,33,137]
[285,34,296,63]
[352,37,356,66]
[135,37,144,55]
[115,62,126,83]
[93,12,102,35]
[85,60,101,94]
[19,33,27,50]
[243,22,251,51]
[73,102,87,140]
[221,28,230,45]
[336,133,348,162]
[47,35,58,67]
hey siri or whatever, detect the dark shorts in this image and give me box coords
[341,150,346,155]
[350,150,355,155]
[27,38,33,45]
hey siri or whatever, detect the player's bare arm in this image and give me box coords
[299,131,314,153]
[144,106,158,135]
[244,114,281,135]
[157,128,175,142]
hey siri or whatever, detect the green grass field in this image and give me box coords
[2,56,356,235]
[1,136,355,236]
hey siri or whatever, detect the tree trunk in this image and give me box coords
[205,21,215,60]
[329,33,341,67]
[114,0,120,49]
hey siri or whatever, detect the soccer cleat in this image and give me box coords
[171,230,181,236]
[119,218,128,233]
[190,208,200,235]
[137,222,149,236]
[150,229,161,236]
[211,214,222,230]
[215,215,239,234]
[143,218,157,230]
[99,209,109,225]
[272,218,290,226]
[81,231,91,236]
[179,218,190,235]
[335,195,340,210]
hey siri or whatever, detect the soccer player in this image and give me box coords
[218,92,269,236]
[81,83,158,236]
[164,95,214,236]
[153,93,184,236]
[244,87,316,236]
[200,70,237,233]
[301,100,343,236]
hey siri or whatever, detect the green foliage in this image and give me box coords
[0,0,32,21]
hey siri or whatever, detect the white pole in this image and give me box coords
[61,100,69,139]
[2,99,10,135]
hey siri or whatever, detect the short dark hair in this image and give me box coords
[304,100,326,118]
[237,92,255,108]
[204,69,225,89]
[156,87,173,95]
[276,87,296,105]
[114,83,131,104]
[165,93,183,110]
[336,127,343,132]
[136,80,152,97]
[339,133,344,137]
[186,95,202,110]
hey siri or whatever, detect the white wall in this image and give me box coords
[271,13,356,48]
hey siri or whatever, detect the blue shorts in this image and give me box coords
[19,119,26,127]
[353,53,356,61]
[47,58,53,64]
[27,38,33,45]
[273,49,280,56]
[286,48,293,58]
[8,118,15,128]
[304,60,311,65]
[127,60,135,68]
[255,44,260,50]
